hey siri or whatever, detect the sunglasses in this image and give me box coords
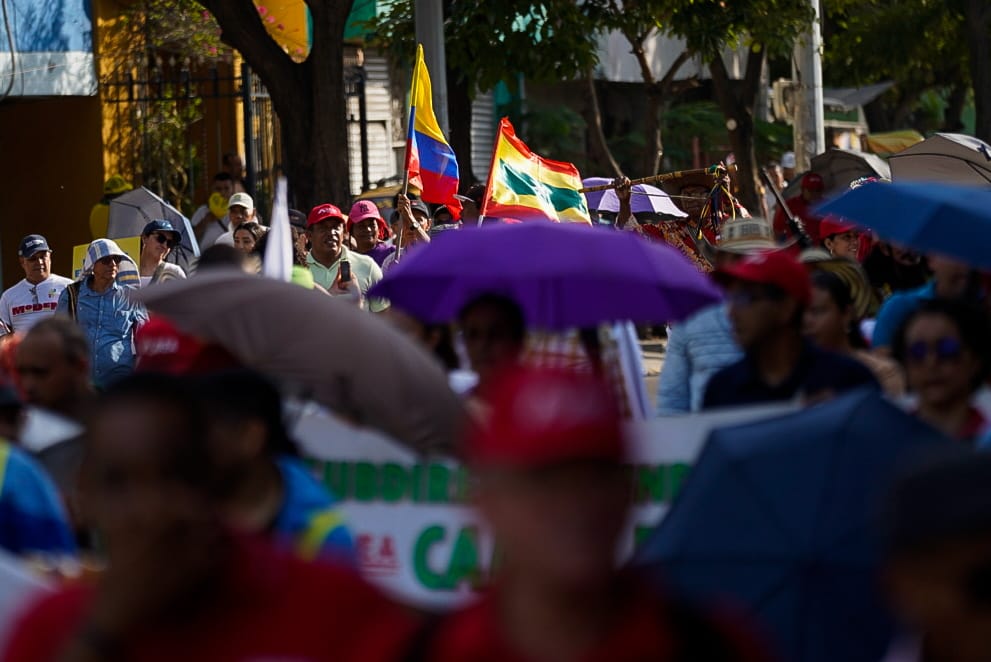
[906,337,964,364]
[150,232,176,248]
[96,255,123,266]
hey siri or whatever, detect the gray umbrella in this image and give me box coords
[107,187,200,271]
[131,271,466,455]
[889,132,991,187]
[782,149,891,200]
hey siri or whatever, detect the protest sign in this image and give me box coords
[292,402,796,610]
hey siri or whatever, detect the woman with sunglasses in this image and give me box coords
[138,220,186,287]
[893,298,991,443]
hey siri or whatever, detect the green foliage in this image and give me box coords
[365,1,600,95]
[663,0,815,61]
[660,101,791,168]
[121,0,230,63]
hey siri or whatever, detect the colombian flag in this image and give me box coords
[481,118,591,225]
[405,45,461,217]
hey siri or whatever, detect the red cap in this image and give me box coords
[347,200,389,239]
[718,249,812,305]
[466,367,625,468]
[818,215,859,239]
[135,316,240,375]
[306,203,345,229]
[801,172,824,192]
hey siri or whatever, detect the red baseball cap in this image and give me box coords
[306,203,345,229]
[135,316,240,375]
[718,249,812,305]
[801,172,825,192]
[465,367,625,468]
[818,215,859,239]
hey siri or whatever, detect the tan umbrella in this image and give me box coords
[131,270,465,455]
[889,132,991,187]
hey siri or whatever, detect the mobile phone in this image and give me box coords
[339,260,352,284]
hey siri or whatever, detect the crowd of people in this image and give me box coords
[0,156,989,661]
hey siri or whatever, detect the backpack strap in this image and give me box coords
[65,281,82,322]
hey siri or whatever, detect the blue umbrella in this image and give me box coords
[815,181,991,268]
[633,388,948,662]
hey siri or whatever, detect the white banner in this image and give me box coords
[292,403,796,609]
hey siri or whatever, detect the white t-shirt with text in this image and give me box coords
[0,275,73,335]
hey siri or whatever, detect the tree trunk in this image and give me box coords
[709,49,764,214]
[584,69,624,178]
[965,0,991,142]
[447,71,476,188]
[200,0,354,211]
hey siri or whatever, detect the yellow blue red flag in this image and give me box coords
[405,44,461,217]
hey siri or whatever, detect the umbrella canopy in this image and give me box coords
[597,183,688,218]
[889,132,991,186]
[131,271,465,455]
[368,221,723,330]
[108,187,200,271]
[815,181,991,268]
[781,149,891,200]
[633,389,948,662]
[581,177,612,212]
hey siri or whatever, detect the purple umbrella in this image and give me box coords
[582,177,612,212]
[369,221,722,330]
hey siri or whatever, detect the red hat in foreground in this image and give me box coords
[818,215,859,239]
[135,316,240,376]
[718,249,812,305]
[466,367,625,468]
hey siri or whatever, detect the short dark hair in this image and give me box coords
[892,297,991,390]
[94,373,212,490]
[191,370,297,457]
[196,244,248,272]
[459,293,527,346]
[27,317,90,366]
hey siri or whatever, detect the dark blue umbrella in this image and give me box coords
[815,181,991,268]
[633,388,949,662]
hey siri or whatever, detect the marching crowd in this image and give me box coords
[0,162,989,662]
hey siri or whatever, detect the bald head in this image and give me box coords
[16,318,91,417]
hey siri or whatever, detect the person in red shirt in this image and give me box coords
[3,373,414,662]
[413,367,771,662]
[773,172,825,243]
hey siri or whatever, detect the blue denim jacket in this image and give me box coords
[56,279,147,388]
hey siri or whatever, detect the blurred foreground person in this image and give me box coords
[704,250,877,409]
[0,383,75,558]
[881,450,991,662]
[15,318,95,524]
[3,373,413,661]
[893,299,991,444]
[192,370,354,562]
[458,294,526,400]
[411,368,769,661]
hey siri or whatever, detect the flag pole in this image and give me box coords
[398,44,422,261]
[478,117,507,227]
[578,164,734,193]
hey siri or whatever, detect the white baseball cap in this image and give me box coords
[781,151,796,169]
[228,192,254,211]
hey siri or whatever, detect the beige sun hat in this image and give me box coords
[714,216,777,253]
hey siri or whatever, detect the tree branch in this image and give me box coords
[197,0,299,100]
[658,49,691,91]
[741,45,765,110]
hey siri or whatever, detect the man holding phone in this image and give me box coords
[305,203,387,311]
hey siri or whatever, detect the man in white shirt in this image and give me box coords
[191,173,234,248]
[0,235,73,336]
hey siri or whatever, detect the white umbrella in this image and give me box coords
[597,183,688,218]
[889,132,991,187]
